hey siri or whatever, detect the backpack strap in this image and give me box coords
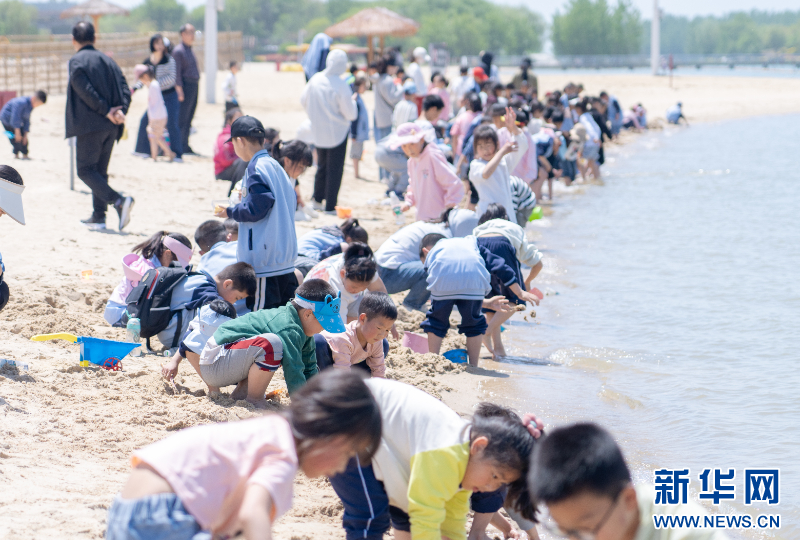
[170,310,184,349]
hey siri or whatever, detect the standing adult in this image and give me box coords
[300,32,332,82]
[133,34,182,159]
[300,49,358,214]
[373,54,403,181]
[173,24,199,156]
[478,51,499,81]
[511,58,537,100]
[66,22,134,232]
[406,47,428,115]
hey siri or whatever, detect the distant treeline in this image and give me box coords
[7,0,800,58]
[9,0,545,57]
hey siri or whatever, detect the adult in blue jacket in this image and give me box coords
[215,116,299,311]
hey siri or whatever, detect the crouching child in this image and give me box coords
[198,279,345,408]
[315,291,397,378]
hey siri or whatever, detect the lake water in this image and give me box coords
[485,114,799,538]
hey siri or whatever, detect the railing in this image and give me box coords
[0,31,244,95]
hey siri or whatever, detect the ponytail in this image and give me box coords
[339,218,368,244]
[427,207,455,227]
[342,242,376,283]
[471,403,539,522]
[132,231,191,261]
[271,139,313,168]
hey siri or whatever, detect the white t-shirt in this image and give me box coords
[306,254,377,322]
[222,72,237,101]
[375,222,451,270]
[468,132,529,217]
[634,485,730,540]
[147,80,168,121]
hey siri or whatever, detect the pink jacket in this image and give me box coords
[214,125,238,176]
[405,143,464,222]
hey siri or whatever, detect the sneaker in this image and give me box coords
[303,205,319,218]
[323,209,337,216]
[114,196,134,231]
[311,200,325,211]
[173,157,184,163]
[294,208,310,221]
[81,214,106,230]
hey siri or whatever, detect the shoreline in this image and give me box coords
[0,63,792,538]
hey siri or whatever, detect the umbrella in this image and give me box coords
[325,7,419,62]
[60,0,130,32]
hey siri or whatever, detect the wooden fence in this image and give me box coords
[0,31,244,96]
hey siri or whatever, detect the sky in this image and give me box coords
[31,0,800,18]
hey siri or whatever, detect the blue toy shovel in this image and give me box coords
[30,333,140,370]
[443,349,468,364]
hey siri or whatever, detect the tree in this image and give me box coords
[552,0,642,55]
[130,0,187,31]
[0,1,38,35]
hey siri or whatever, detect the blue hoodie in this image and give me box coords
[227,150,298,278]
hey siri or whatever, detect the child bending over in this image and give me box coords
[295,217,369,276]
[419,233,536,366]
[329,378,544,540]
[104,231,193,326]
[315,291,397,378]
[105,370,382,540]
[198,279,345,407]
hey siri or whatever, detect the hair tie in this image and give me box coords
[522,413,544,439]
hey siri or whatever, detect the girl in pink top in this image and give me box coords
[136,64,174,161]
[449,92,482,157]
[105,370,381,540]
[390,122,464,222]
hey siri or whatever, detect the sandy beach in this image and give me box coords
[1,63,798,539]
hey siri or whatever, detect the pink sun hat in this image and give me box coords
[388,122,435,149]
[133,64,149,80]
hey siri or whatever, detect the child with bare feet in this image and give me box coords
[197,278,345,408]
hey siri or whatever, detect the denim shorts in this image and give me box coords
[105,493,211,540]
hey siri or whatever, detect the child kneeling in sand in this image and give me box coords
[315,291,397,378]
[420,233,534,366]
[105,370,382,540]
[198,279,345,407]
[529,422,730,540]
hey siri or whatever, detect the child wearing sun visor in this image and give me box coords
[200,279,344,407]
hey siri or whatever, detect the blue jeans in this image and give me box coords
[105,493,210,540]
[134,90,183,158]
[378,262,429,311]
[374,125,392,180]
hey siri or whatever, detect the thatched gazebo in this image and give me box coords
[60,0,130,33]
[325,7,419,63]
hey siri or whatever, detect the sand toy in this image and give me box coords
[30,333,140,371]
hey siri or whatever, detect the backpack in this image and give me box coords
[124,264,193,350]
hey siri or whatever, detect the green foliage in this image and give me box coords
[129,0,187,32]
[552,0,642,55]
[0,0,38,35]
[642,9,800,55]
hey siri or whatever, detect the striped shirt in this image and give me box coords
[510,175,537,213]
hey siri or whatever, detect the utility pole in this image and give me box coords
[651,0,660,76]
[204,0,219,103]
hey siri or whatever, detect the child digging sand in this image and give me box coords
[328,378,544,540]
[315,291,397,377]
[105,369,382,540]
[197,278,345,407]
[419,233,535,366]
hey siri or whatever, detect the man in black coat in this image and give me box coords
[66,21,134,231]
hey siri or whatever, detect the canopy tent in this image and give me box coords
[325,7,419,63]
[60,0,129,32]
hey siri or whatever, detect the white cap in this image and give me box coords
[413,46,427,60]
[0,175,25,225]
